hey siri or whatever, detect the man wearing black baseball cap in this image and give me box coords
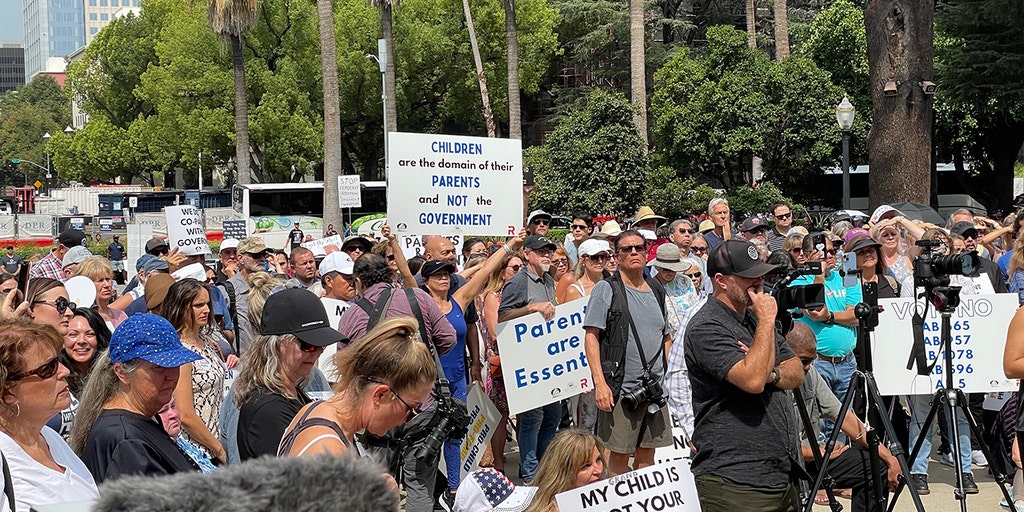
[950,220,1006,295]
[30,228,88,281]
[683,240,804,511]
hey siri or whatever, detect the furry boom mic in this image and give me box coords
[92,455,399,512]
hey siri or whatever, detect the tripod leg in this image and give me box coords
[864,376,926,512]
[955,389,1016,505]
[940,388,969,511]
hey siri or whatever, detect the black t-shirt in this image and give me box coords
[288,229,304,247]
[83,409,199,484]
[237,388,311,461]
[683,296,799,489]
[108,241,125,261]
[0,254,22,274]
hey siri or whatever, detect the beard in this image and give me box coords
[540,264,551,273]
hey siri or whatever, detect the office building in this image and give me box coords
[23,0,85,78]
[0,42,26,94]
[85,0,141,44]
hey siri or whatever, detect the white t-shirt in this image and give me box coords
[0,427,98,512]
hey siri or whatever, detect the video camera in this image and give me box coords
[912,239,981,290]
[763,262,825,333]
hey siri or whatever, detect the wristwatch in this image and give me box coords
[824,311,835,325]
[770,367,781,386]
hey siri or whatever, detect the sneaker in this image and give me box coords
[972,450,989,467]
[911,474,930,496]
[940,451,956,467]
[962,474,979,494]
[436,491,456,512]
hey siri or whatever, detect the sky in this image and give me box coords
[0,0,24,42]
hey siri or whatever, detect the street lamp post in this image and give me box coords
[42,132,51,196]
[366,39,388,179]
[835,97,855,210]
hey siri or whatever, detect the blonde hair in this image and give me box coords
[1009,234,1024,276]
[486,252,520,294]
[233,334,302,406]
[246,272,283,329]
[332,316,435,396]
[73,256,113,279]
[526,429,607,512]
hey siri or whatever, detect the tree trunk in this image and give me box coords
[773,0,788,60]
[231,34,251,184]
[503,0,521,139]
[865,0,933,208]
[462,0,496,137]
[745,0,756,48]
[318,0,342,229]
[381,4,398,136]
[629,0,648,147]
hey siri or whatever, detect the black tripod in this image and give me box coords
[803,282,925,512]
[891,286,1015,512]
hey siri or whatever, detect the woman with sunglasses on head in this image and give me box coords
[279,316,435,459]
[232,288,344,461]
[162,278,227,465]
[420,230,525,500]
[0,319,99,511]
[480,250,523,474]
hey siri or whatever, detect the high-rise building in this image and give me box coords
[0,42,26,94]
[23,0,85,78]
[85,0,141,44]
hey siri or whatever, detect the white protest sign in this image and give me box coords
[318,297,350,374]
[983,391,1013,412]
[387,132,522,237]
[458,384,500,480]
[165,205,210,256]
[339,175,362,208]
[496,299,592,415]
[396,233,465,262]
[872,293,1018,395]
[653,415,692,465]
[555,459,699,512]
[301,234,344,255]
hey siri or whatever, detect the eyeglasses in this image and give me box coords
[775,213,792,220]
[530,219,550,226]
[32,297,75,314]
[506,264,522,272]
[617,244,645,254]
[552,259,568,267]
[530,249,554,257]
[691,247,708,255]
[296,339,322,353]
[800,355,817,367]
[571,224,589,231]
[8,355,60,381]
[364,376,427,421]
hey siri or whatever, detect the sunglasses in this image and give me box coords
[552,259,568,267]
[824,249,838,256]
[32,297,75,314]
[790,248,804,255]
[800,356,817,367]
[775,213,792,220]
[678,228,696,234]
[386,254,396,261]
[691,247,708,255]
[586,254,610,262]
[571,224,589,231]
[9,355,61,381]
[617,244,645,254]
[530,219,550,226]
[507,264,522,272]
[687,271,702,279]
[296,339,322,353]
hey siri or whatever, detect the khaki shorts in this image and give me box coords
[596,397,672,454]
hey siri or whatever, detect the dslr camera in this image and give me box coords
[622,371,667,414]
[763,263,825,333]
[412,394,471,461]
[913,239,981,289]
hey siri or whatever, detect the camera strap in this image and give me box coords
[906,309,933,376]
[614,276,665,375]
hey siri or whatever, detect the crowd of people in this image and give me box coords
[0,198,1022,512]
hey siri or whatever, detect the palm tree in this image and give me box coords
[629,0,647,146]
[207,0,260,185]
[317,0,342,229]
[774,0,789,60]
[503,0,520,139]
[463,0,497,136]
[745,0,756,48]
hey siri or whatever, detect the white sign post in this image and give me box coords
[387,132,523,237]
[871,293,1018,395]
[496,299,593,415]
[555,459,700,512]
[165,205,210,256]
[339,175,362,208]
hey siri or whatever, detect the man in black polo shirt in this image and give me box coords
[684,239,805,512]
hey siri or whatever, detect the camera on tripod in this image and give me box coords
[621,371,667,414]
[912,239,980,289]
[412,394,471,461]
[763,262,826,333]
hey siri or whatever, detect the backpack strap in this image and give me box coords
[2,451,14,511]
[403,288,451,399]
[357,286,396,332]
[222,281,239,353]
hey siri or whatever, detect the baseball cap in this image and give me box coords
[237,237,269,255]
[135,254,157,272]
[526,210,552,225]
[145,238,169,254]
[870,205,902,224]
[319,251,354,276]
[144,274,175,310]
[454,468,537,512]
[109,313,203,367]
[523,235,556,251]
[739,216,768,233]
[578,239,611,257]
[421,260,457,279]
[950,221,978,239]
[221,238,240,250]
[340,236,373,253]
[58,229,88,249]
[62,246,93,269]
[260,288,344,347]
[142,257,170,273]
[844,235,881,254]
[647,243,692,272]
[707,239,781,278]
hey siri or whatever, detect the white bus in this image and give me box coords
[231,181,386,249]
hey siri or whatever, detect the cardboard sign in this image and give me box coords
[872,293,1018,395]
[222,219,247,241]
[653,415,693,465]
[397,233,465,263]
[555,459,700,512]
[458,384,501,480]
[317,297,350,376]
[301,234,344,255]
[165,205,210,256]
[339,175,362,208]
[496,299,592,415]
[387,132,522,237]
[983,391,1013,412]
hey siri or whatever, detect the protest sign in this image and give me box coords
[396,233,465,263]
[222,219,247,240]
[458,384,500,480]
[496,299,592,415]
[653,415,692,465]
[99,219,113,232]
[387,132,522,237]
[165,205,210,256]
[318,297,350,373]
[555,459,699,512]
[872,293,1018,395]
[983,391,1013,412]
[301,234,344,255]
[339,175,362,208]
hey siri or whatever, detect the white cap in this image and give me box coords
[62,246,92,269]
[172,262,207,282]
[319,251,354,276]
[638,229,657,241]
[221,238,240,250]
[578,238,611,257]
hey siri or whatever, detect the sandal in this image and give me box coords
[814,491,830,506]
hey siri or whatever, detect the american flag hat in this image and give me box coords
[454,468,538,512]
